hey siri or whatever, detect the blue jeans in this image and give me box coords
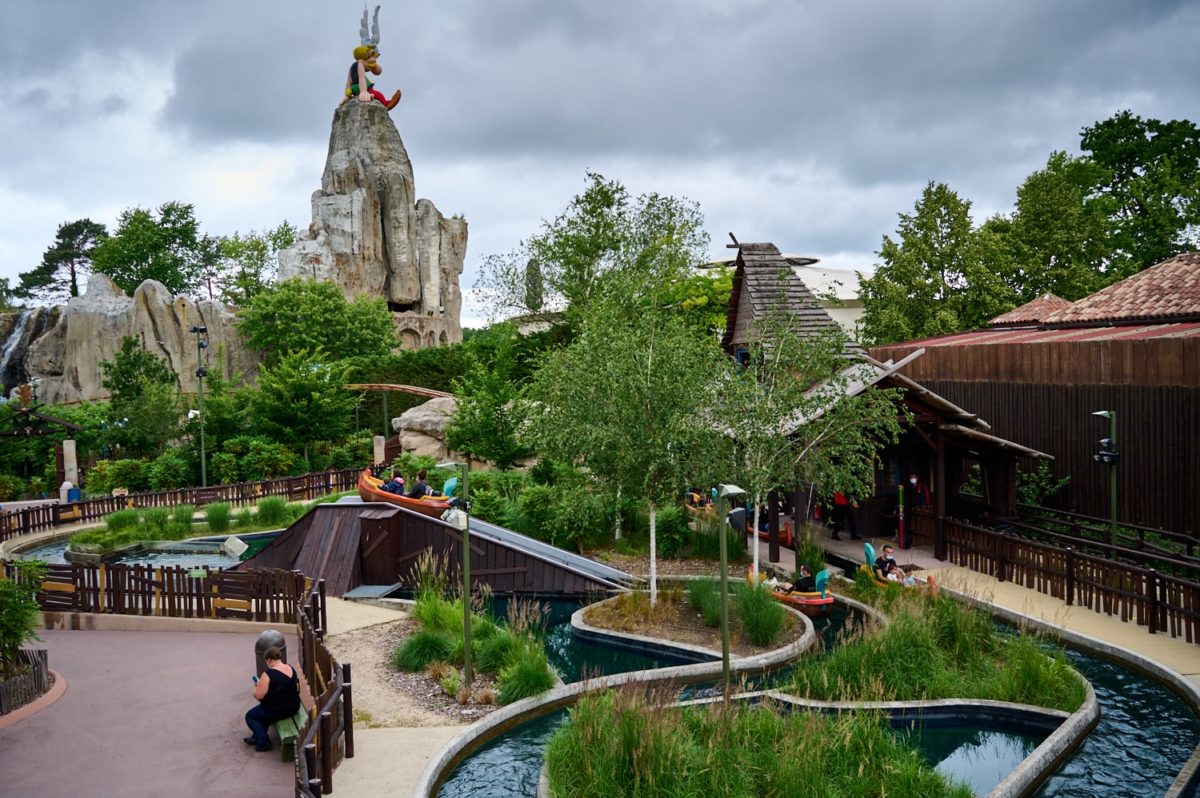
[245,705,273,747]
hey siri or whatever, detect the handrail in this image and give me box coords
[1001,518,1200,578]
[1018,502,1197,552]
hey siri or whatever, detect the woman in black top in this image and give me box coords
[243,647,302,752]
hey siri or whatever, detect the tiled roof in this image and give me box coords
[721,242,857,350]
[988,293,1073,327]
[1042,252,1200,325]
[894,321,1200,348]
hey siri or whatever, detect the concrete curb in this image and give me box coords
[936,582,1200,798]
[0,668,67,731]
[410,595,820,798]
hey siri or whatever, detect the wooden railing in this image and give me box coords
[294,579,355,796]
[0,649,49,715]
[935,514,1200,645]
[1018,502,1198,560]
[0,468,361,544]
[0,561,355,793]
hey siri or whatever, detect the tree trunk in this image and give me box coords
[751,493,762,582]
[614,485,622,540]
[649,501,658,607]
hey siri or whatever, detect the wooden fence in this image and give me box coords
[0,649,50,715]
[0,468,361,544]
[0,560,355,793]
[924,512,1200,645]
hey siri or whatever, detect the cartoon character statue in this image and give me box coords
[343,6,401,111]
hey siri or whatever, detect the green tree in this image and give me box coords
[99,336,183,457]
[248,350,359,462]
[445,324,533,469]
[1080,110,1200,272]
[91,202,205,296]
[0,560,46,679]
[237,278,394,364]
[526,298,723,605]
[859,182,1014,346]
[16,218,107,302]
[214,222,297,305]
[477,172,709,322]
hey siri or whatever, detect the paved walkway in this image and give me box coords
[754,527,1200,689]
[0,628,303,798]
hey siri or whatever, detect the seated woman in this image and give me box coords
[244,647,301,752]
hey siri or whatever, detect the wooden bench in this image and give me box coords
[273,705,310,762]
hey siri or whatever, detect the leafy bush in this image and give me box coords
[149,451,192,491]
[172,504,196,528]
[255,496,289,527]
[0,561,46,678]
[108,459,151,493]
[328,446,354,470]
[734,582,786,646]
[205,502,232,532]
[439,670,461,698]
[142,507,171,533]
[210,452,240,485]
[0,473,26,502]
[686,579,722,628]
[104,508,141,532]
[392,629,455,672]
[517,485,559,541]
[241,440,295,481]
[553,486,613,551]
[654,505,689,559]
[497,643,555,704]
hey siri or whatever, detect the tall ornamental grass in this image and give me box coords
[255,496,289,527]
[204,502,232,532]
[685,578,721,628]
[544,688,974,798]
[733,582,786,646]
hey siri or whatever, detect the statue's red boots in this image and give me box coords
[386,90,402,110]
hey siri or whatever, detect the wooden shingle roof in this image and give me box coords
[721,242,857,351]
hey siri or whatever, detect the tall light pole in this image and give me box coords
[190,325,209,488]
[1092,410,1118,543]
[438,459,471,686]
[718,483,746,701]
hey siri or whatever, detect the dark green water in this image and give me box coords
[21,541,238,569]
[437,604,1200,798]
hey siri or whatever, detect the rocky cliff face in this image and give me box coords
[278,101,466,348]
[5,274,258,405]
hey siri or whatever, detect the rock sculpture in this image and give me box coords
[277,100,466,349]
[391,396,456,459]
[8,274,257,405]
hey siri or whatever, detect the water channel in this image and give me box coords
[437,603,1199,798]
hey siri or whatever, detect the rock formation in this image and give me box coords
[278,101,466,349]
[5,274,257,405]
[391,396,457,459]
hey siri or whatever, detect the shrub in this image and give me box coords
[497,643,555,704]
[686,579,722,628]
[142,507,171,533]
[553,487,612,552]
[734,582,786,646]
[687,511,744,561]
[149,451,192,491]
[654,505,689,559]
[0,560,46,679]
[0,473,26,502]
[210,452,240,485]
[205,502,232,532]
[255,496,289,527]
[235,507,254,528]
[241,440,295,481]
[517,484,559,541]
[108,459,151,492]
[476,629,522,674]
[392,629,455,672]
[104,508,141,533]
[328,446,354,470]
[172,504,196,528]
[439,670,461,698]
[83,460,115,495]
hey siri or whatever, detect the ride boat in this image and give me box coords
[357,468,452,518]
[771,568,834,617]
[861,541,937,595]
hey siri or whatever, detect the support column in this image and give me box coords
[768,490,780,563]
[62,439,79,487]
[373,435,386,466]
[935,425,946,560]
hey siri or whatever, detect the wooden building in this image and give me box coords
[871,252,1200,534]
[720,242,1050,554]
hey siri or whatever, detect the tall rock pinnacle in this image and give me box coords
[278,101,466,348]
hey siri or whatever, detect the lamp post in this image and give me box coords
[1092,410,1118,543]
[718,483,746,700]
[190,325,209,488]
[438,459,472,686]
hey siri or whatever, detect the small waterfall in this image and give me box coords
[0,309,33,398]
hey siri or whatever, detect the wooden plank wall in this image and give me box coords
[911,380,1199,534]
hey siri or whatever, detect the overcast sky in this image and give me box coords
[1,0,1196,325]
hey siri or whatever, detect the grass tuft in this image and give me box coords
[392,629,454,672]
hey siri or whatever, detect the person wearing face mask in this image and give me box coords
[874,545,906,582]
[906,473,929,507]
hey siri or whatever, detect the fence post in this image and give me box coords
[995,531,1007,583]
[304,743,322,796]
[1064,547,1075,607]
[320,710,335,794]
[342,662,355,758]
[318,579,327,638]
[1146,569,1159,635]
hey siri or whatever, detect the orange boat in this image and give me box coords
[357,468,452,518]
[771,569,833,617]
